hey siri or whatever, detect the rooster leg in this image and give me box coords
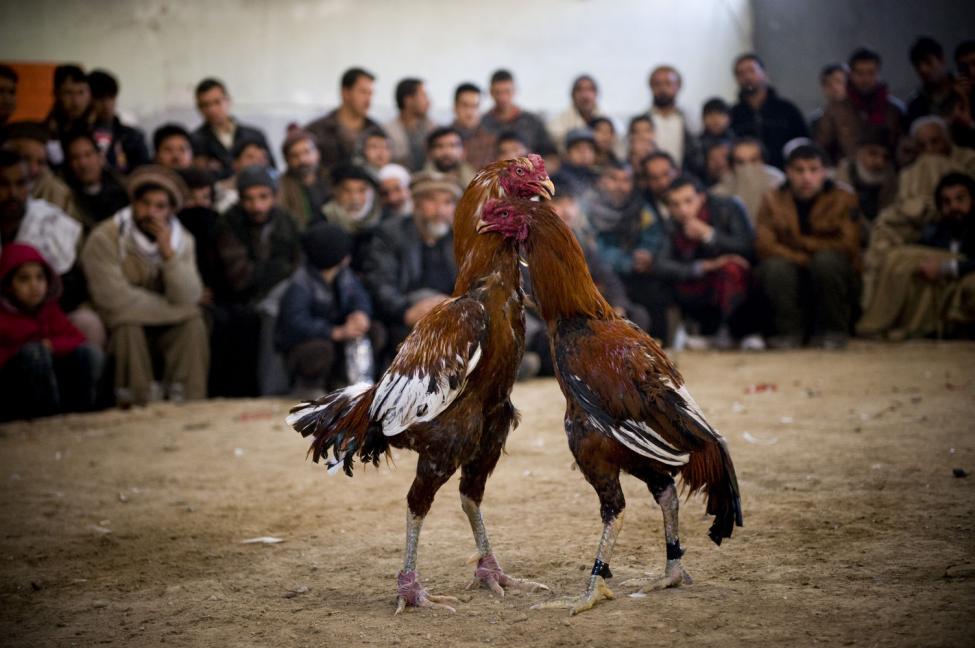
[395,464,460,615]
[637,480,693,592]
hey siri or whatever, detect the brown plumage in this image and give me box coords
[286,157,554,613]
[507,198,742,615]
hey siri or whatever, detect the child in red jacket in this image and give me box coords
[0,243,102,420]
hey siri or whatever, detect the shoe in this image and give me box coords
[711,325,734,351]
[739,334,766,351]
[813,333,848,350]
[766,335,801,350]
[517,352,541,381]
[684,334,711,351]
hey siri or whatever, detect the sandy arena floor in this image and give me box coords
[0,341,973,647]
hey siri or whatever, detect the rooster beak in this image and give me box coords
[540,177,555,200]
[475,218,492,234]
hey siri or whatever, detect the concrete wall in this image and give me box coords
[0,0,752,163]
[753,0,975,116]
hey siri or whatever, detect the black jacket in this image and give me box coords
[919,215,975,278]
[730,87,809,169]
[654,195,754,282]
[274,264,373,352]
[192,121,275,179]
[96,117,150,174]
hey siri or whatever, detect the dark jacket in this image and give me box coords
[730,87,810,169]
[192,121,275,179]
[481,107,556,156]
[214,204,301,305]
[362,216,457,323]
[919,215,975,277]
[654,195,754,282]
[274,264,373,352]
[94,116,150,174]
[586,190,665,275]
[304,109,381,175]
[68,168,130,229]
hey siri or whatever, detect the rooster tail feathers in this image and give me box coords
[679,429,743,546]
[286,382,376,476]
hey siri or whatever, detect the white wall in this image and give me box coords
[0,0,752,162]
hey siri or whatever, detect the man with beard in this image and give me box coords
[422,126,475,187]
[305,68,379,175]
[80,165,208,405]
[645,65,701,173]
[547,75,604,155]
[858,172,975,339]
[384,78,434,172]
[584,160,668,340]
[640,150,679,221]
[88,69,150,174]
[755,144,860,349]
[730,53,809,169]
[320,164,383,269]
[377,163,412,219]
[62,131,130,229]
[712,137,785,225]
[451,82,496,171]
[1,120,79,220]
[834,126,898,227]
[362,170,460,351]
[278,127,331,229]
[816,48,904,165]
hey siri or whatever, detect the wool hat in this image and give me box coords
[127,165,188,211]
[331,163,378,188]
[302,222,353,270]
[564,127,596,150]
[410,170,462,199]
[237,165,276,193]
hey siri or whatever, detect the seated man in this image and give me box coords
[355,126,392,178]
[712,136,785,224]
[81,165,207,405]
[88,69,150,174]
[589,116,621,167]
[152,124,194,171]
[192,78,273,180]
[362,171,460,352]
[62,130,130,229]
[659,175,758,350]
[423,126,475,188]
[495,131,528,162]
[698,97,735,154]
[552,128,600,195]
[377,163,413,219]
[755,144,860,348]
[1,120,79,220]
[212,165,300,396]
[320,163,383,268]
[278,127,331,229]
[276,222,379,396]
[857,173,975,339]
[583,160,667,339]
[834,126,898,227]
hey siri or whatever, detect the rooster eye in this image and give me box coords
[501,210,509,219]
[516,168,525,176]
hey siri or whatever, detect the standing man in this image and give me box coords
[547,75,602,153]
[480,70,556,158]
[646,65,700,173]
[384,78,434,172]
[305,68,379,176]
[0,65,16,128]
[451,82,496,170]
[192,78,273,180]
[88,69,150,174]
[730,53,809,169]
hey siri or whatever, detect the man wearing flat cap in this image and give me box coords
[319,163,383,270]
[81,164,208,405]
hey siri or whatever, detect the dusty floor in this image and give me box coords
[0,341,973,647]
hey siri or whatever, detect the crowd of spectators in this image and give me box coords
[1,34,974,420]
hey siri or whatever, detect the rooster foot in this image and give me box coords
[394,570,459,615]
[529,576,614,615]
[465,553,550,597]
[624,560,693,593]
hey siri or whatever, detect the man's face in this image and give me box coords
[156,136,193,170]
[565,141,596,167]
[591,121,615,152]
[342,77,374,117]
[334,178,370,214]
[957,50,975,81]
[363,135,391,169]
[706,144,731,181]
[849,61,880,95]
[406,83,430,117]
[572,78,598,114]
[412,189,455,240]
[67,138,104,185]
[703,111,730,135]
[0,162,30,221]
[915,54,947,85]
[734,59,767,95]
[285,138,320,176]
[629,119,654,143]
[5,138,46,182]
[731,142,763,169]
[0,76,15,122]
[650,69,680,108]
[786,157,827,200]
[379,177,409,211]
[234,144,269,172]
[821,69,848,102]
[454,90,480,130]
[939,184,973,220]
[196,87,231,127]
[58,79,91,120]
[92,95,116,123]
[497,138,527,161]
[666,184,706,224]
[429,133,464,172]
[241,185,275,223]
[914,123,952,157]
[856,144,888,175]
[644,158,677,198]
[598,167,634,206]
[186,185,214,209]
[490,80,514,112]
[132,189,174,239]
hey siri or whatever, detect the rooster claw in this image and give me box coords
[394,570,459,615]
[624,561,693,593]
[469,553,550,597]
[530,576,614,615]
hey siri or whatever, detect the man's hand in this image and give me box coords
[199,287,214,306]
[917,257,943,282]
[700,254,750,273]
[146,217,175,260]
[345,310,371,338]
[404,295,448,327]
[632,249,653,273]
[682,218,714,242]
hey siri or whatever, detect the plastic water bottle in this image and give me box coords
[345,337,375,385]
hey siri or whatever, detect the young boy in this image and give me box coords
[0,243,101,420]
[275,222,378,396]
[699,97,734,152]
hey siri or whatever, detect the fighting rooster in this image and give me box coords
[495,198,742,615]
[287,157,554,613]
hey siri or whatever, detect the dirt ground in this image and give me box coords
[1,341,973,647]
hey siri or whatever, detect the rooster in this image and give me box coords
[287,156,555,613]
[492,198,742,615]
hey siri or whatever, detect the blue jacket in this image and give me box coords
[274,264,372,352]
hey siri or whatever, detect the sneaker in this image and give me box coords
[684,334,711,351]
[739,334,766,351]
[517,352,542,381]
[711,325,734,351]
[766,335,801,350]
